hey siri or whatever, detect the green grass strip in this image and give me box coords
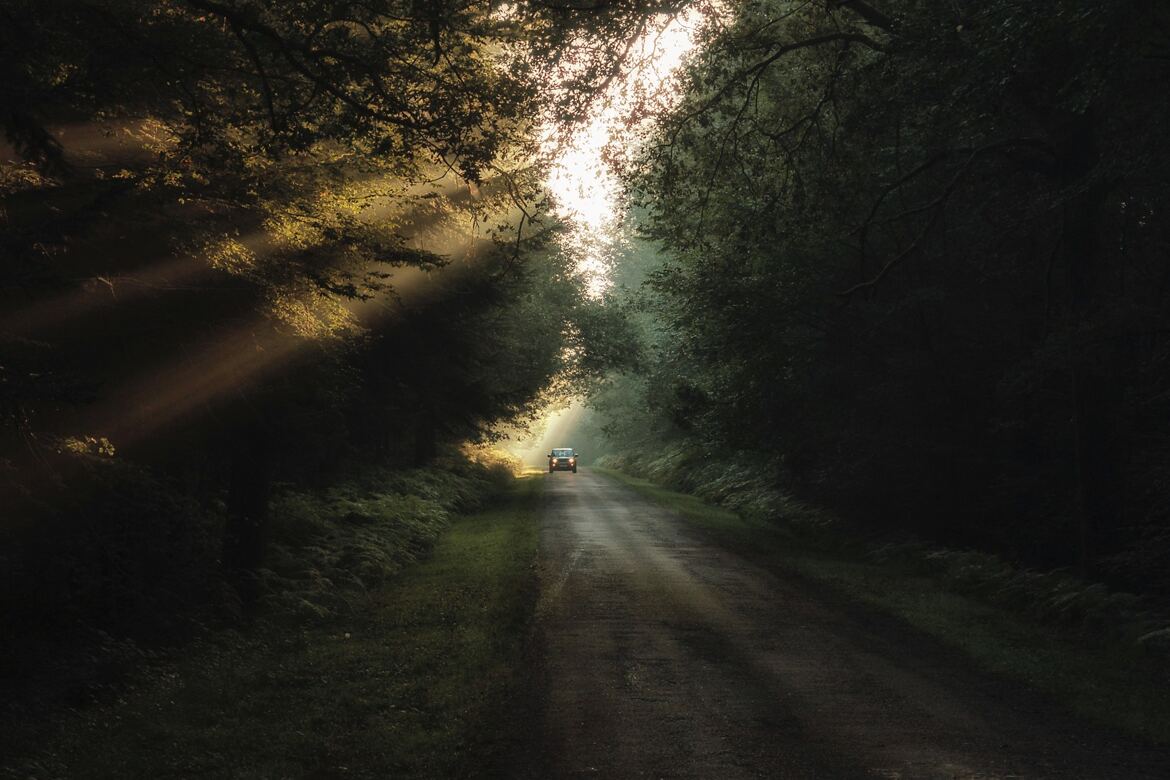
[594,467,1170,745]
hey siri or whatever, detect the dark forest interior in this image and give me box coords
[3,1,1170,776]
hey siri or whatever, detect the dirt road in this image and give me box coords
[511,469,1169,779]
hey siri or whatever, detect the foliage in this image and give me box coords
[598,444,829,528]
[0,447,222,718]
[0,451,518,731]
[867,542,1168,646]
[0,0,714,750]
[590,0,1170,594]
[2,476,543,780]
[261,456,515,621]
[0,448,221,641]
[0,0,667,618]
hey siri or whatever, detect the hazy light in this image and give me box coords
[0,256,210,337]
[19,15,714,450]
[492,9,713,455]
[543,10,706,297]
[58,175,474,446]
[502,401,587,468]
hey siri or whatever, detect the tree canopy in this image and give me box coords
[5,0,1170,651]
[590,0,1170,592]
[0,0,677,621]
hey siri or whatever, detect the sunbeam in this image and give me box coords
[542,8,709,297]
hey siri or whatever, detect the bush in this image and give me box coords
[0,449,222,714]
[598,445,830,528]
[600,448,1168,652]
[868,541,1169,647]
[0,450,220,642]
[0,450,517,710]
[261,459,512,622]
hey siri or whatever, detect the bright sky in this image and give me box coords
[496,10,708,466]
[542,10,706,297]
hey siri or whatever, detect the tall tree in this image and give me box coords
[599,0,1170,587]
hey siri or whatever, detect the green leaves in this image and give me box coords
[588,0,1170,591]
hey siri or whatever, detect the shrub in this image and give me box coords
[866,543,1169,648]
[262,460,512,622]
[0,450,220,641]
[598,446,831,528]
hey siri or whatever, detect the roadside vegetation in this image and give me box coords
[595,466,1170,745]
[588,0,1170,602]
[2,469,542,779]
[1,0,649,741]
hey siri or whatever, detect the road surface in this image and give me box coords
[509,469,1169,779]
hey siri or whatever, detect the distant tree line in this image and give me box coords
[592,0,1170,595]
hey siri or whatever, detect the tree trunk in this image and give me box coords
[1059,121,1118,573]
[222,427,272,604]
[413,411,436,467]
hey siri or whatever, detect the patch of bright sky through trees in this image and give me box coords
[497,9,709,465]
[542,9,707,298]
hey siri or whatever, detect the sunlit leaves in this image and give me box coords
[59,435,117,457]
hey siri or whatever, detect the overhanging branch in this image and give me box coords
[831,1,894,31]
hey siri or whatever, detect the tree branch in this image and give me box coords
[830,1,894,31]
[842,138,1054,297]
[664,31,888,150]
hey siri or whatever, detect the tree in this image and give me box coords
[596,0,1170,589]
[0,0,692,603]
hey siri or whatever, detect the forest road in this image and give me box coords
[507,469,1170,779]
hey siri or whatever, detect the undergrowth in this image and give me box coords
[600,444,831,528]
[0,449,519,758]
[260,453,515,622]
[598,447,1170,657]
[2,471,541,779]
[867,542,1170,650]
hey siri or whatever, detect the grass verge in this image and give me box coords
[594,466,1170,745]
[3,475,543,779]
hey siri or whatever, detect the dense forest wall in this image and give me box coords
[589,0,1170,596]
[0,0,669,659]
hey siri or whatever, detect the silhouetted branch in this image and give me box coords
[830,1,893,31]
[1,110,69,177]
[842,139,1055,297]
